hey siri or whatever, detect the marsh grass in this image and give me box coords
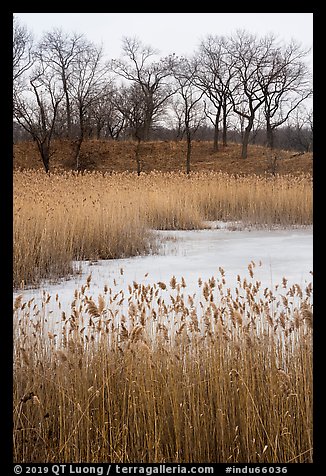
[13,266,313,463]
[13,170,312,289]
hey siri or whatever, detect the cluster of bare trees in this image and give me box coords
[13,16,312,173]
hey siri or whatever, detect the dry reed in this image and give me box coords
[13,266,313,463]
[14,170,312,289]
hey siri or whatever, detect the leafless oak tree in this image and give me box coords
[196,35,235,151]
[228,31,271,159]
[69,42,109,169]
[87,84,125,140]
[13,21,313,167]
[13,61,64,173]
[172,57,206,174]
[110,37,176,141]
[35,29,89,139]
[258,40,312,149]
[13,16,33,84]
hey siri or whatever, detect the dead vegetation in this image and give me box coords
[13,140,313,176]
[13,266,313,463]
[13,140,313,463]
[14,169,312,289]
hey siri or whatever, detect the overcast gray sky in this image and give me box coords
[14,12,313,63]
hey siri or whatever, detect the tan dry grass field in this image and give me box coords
[13,267,313,463]
[13,141,313,464]
[14,169,312,289]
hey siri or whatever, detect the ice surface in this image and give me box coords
[14,225,313,310]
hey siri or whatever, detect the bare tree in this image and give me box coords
[113,83,151,174]
[35,29,88,139]
[196,35,235,151]
[228,31,271,159]
[286,106,313,152]
[13,16,33,84]
[110,37,176,141]
[172,57,206,174]
[87,84,125,140]
[258,40,312,149]
[13,61,64,173]
[69,42,109,169]
[168,98,187,140]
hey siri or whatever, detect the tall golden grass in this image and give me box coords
[13,170,312,289]
[13,266,313,463]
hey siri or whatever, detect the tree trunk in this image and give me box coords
[241,119,253,159]
[37,141,50,173]
[186,129,191,174]
[143,104,153,141]
[213,106,221,152]
[266,120,274,149]
[61,74,72,139]
[73,106,85,170]
[73,137,83,170]
[143,121,151,142]
[135,138,142,176]
[65,92,72,139]
[43,155,50,173]
[213,123,219,152]
[222,102,228,147]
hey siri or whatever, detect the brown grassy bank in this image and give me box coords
[13,140,313,176]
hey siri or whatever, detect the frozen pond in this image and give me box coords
[15,224,313,309]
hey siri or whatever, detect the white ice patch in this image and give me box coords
[13,225,313,338]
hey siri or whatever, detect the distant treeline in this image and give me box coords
[13,17,312,171]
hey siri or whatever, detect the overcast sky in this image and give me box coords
[14,12,313,63]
